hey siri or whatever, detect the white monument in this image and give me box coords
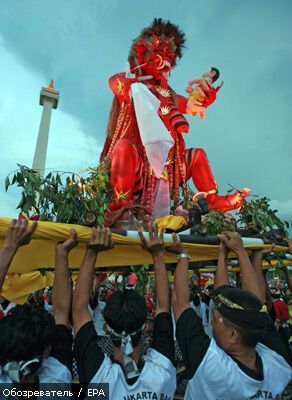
[32,81,59,176]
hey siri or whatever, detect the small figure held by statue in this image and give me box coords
[186,67,224,120]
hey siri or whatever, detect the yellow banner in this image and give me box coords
[0,217,289,273]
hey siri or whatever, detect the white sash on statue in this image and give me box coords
[131,83,174,218]
[131,83,174,178]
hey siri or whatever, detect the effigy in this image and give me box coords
[101,19,250,225]
[1,20,291,306]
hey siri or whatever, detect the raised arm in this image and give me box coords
[138,223,169,314]
[214,236,230,289]
[0,219,37,290]
[52,229,78,327]
[251,245,275,304]
[73,226,113,334]
[168,233,190,321]
[219,232,263,300]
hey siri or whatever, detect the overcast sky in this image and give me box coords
[0,0,291,224]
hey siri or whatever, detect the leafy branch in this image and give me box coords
[5,161,112,225]
[236,196,290,234]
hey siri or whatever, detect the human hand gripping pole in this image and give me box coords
[138,223,170,314]
[168,233,191,321]
[53,229,79,327]
[5,218,37,248]
[215,234,231,289]
[0,219,37,291]
[73,226,114,334]
[217,231,263,301]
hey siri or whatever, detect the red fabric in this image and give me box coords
[128,273,137,286]
[176,93,188,114]
[109,139,140,203]
[108,73,137,105]
[274,299,290,321]
[98,273,107,284]
[145,293,155,314]
[105,290,113,301]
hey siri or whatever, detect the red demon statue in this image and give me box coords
[100,19,249,223]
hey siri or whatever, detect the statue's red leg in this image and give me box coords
[186,148,250,212]
[108,139,140,211]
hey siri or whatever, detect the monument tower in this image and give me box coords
[32,80,59,176]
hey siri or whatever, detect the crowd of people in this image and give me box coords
[0,219,291,399]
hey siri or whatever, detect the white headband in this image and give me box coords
[106,325,144,379]
[3,358,40,383]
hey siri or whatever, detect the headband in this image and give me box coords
[106,325,144,379]
[214,293,268,330]
[2,358,41,383]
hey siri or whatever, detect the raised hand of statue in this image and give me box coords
[109,73,152,105]
[87,226,114,253]
[186,103,206,119]
[4,219,37,251]
[109,73,138,104]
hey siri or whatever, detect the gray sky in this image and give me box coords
[0,0,291,223]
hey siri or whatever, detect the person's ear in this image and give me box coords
[229,327,240,344]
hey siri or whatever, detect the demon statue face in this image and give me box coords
[128,18,185,82]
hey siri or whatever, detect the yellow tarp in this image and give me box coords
[1,271,54,304]
[0,217,289,273]
[155,215,187,231]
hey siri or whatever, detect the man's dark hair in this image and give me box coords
[219,287,264,348]
[103,290,147,347]
[211,67,220,82]
[0,304,56,361]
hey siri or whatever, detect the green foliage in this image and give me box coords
[202,211,235,235]
[5,162,112,224]
[181,187,195,209]
[237,196,290,234]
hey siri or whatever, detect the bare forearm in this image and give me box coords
[172,258,190,320]
[237,250,263,300]
[0,245,17,290]
[152,253,170,313]
[214,252,229,288]
[251,252,266,303]
[73,249,97,312]
[53,251,71,324]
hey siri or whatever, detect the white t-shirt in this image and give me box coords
[0,356,71,385]
[185,339,291,400]
[90,348,176,399]
[0,357,72,400]
[38,356,72,383]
